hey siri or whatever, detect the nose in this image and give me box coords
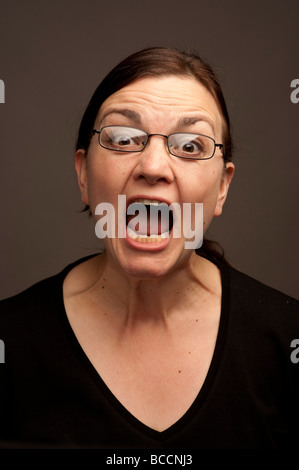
[132,134,175,185]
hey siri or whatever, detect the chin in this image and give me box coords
[118,255,177,280]
[109,238,189,280]
[123,262,170,280]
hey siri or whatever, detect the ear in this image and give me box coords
[214,162,235,217]
[75,149,89,206]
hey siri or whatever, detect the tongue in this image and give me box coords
[127,203,170,235]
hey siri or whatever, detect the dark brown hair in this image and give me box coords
[76,46,233,162]
[76,46,234,263]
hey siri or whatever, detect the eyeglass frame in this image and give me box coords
[91,125,224,160]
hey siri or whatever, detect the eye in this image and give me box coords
[180,141,200,153]
[100,126,147,152]
[115,135,134,146]
[170,133,207,158]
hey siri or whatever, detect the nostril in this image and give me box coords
[137,174,170,185]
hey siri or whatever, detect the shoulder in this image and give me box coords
[224,263,299,337]
[0,271,62,342]
[0,254,99,334]
[227,264,298,310]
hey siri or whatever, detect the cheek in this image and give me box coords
[181,166,221,203]
[180,168,222,228]
[86,158,124,209]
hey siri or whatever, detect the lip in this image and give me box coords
[125,227,172,251]
[124,195,175,252]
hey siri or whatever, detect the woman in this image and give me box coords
[0,47,298,449]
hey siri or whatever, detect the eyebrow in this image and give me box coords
[177,115,215,133]
[101,108,141,124]
[100,108,214,132]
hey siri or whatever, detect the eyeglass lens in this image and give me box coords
[99,126,214,159]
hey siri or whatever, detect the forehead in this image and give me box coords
[97,76,223,135]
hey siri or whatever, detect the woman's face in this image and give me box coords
[75,75,234,279]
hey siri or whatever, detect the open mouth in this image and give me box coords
[126,199,173,244]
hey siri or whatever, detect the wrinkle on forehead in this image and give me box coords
[97,76,223,138]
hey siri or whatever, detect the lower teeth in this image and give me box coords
[127,226,169,243]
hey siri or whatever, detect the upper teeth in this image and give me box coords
[131,198,168,206]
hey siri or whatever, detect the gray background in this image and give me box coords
[0,0,298,300]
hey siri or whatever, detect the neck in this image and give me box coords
[88,251,220,330]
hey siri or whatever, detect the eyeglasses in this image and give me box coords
[91,126,223,160]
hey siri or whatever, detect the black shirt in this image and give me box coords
[0,255,298,449]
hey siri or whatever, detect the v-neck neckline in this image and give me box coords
[58,254,230,442]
